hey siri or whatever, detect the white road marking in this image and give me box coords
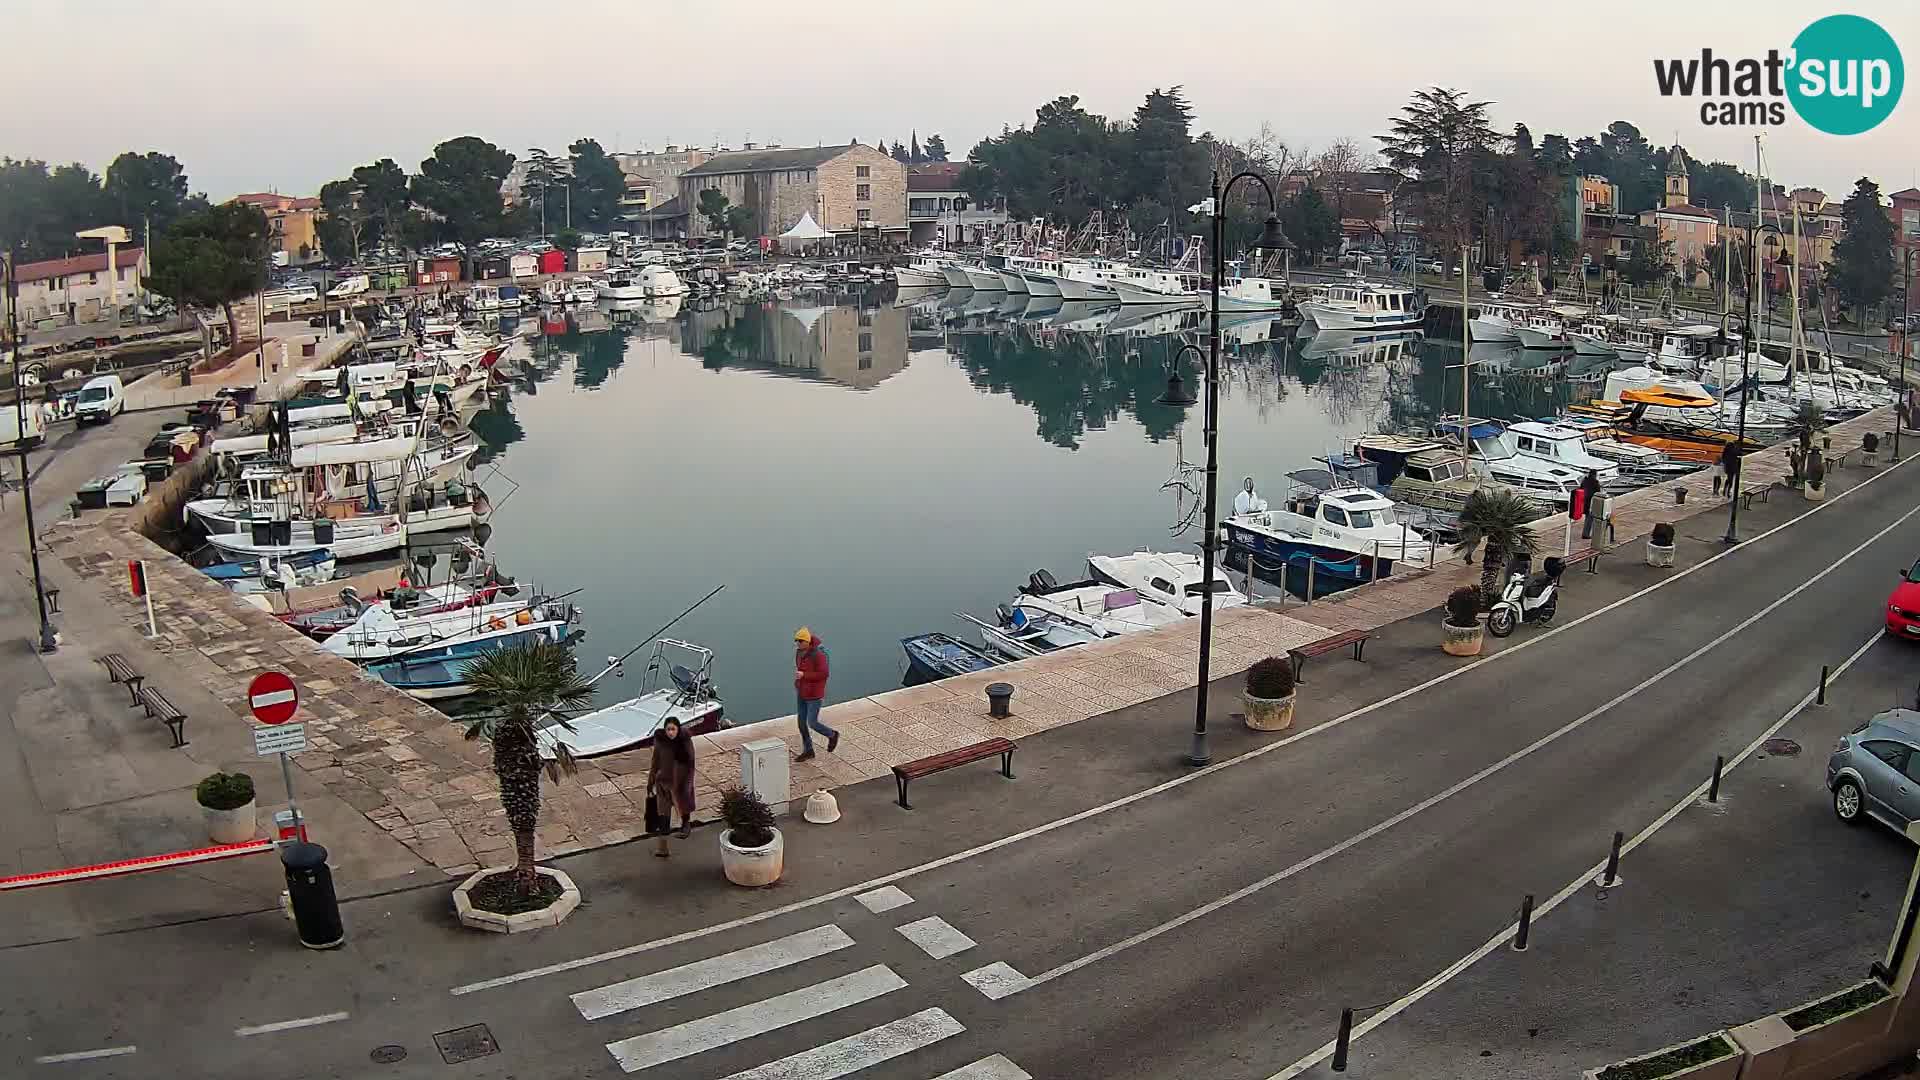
[961,962,1031,1001]
[448,455,1912,997]
[34,1046,137,1063]
[1008,500,1920,995]
[896,915,977,959]
[855,885,915,913]
[604,964,906,1074]
[572,925,855,1021]
[933,1055,1035,1080]
[716,1007,964,1080]
[1266,625,1888,1079]
[234,1011,350,1037]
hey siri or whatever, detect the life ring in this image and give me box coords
[438,415,459,436]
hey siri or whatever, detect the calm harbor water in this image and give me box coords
[467,290,1577,726]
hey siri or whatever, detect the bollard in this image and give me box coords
[1513,893,1535,951]
[1818,665,1830,706]
[1331,1007,1354,1072]
[1371,541,1381,584]
[1674,485,1687,505]
[1306,558,1317,604]
[1601,830,1624,887]
[281,842,344,949]
[985,682,1014,719]
[1708,755,1724,803]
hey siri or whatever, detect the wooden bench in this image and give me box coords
[1288,630,1373,682]
[1563,546,1603,574]
[135,686,188,748]
[1740,483,1772,511]
[99,653,145,704]
[893,737,1015,810]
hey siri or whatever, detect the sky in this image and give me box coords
[3,1,1914,202]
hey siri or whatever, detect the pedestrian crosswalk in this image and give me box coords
[571,890,1034,1077]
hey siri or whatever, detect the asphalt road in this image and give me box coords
[6,455,1920,1079]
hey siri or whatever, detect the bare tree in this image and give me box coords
[1310,138,1382,221]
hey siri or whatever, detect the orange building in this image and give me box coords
[232,192,324,265]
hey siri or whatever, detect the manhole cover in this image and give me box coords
[1763,738,1802,756]
[434,1024,498,1064]
[369,1045,407,1064]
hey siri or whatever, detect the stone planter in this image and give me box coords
[1442,620,1483,656]
[1581,1032,1741,1080]
[1646,541,1676,568]
[721,827,784,887]
[1243,691,1296,732]
[1734,979,1898,1078]
[1805,482,1826,502]
[203,799,257,845]
[1863,451,1879,469]
[453,866,582,933]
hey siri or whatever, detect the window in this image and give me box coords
[856,184,871,201]
[856,165,870,178]
[1149,578,1175,596]
[858,333,872,352]
[940,198,951,212]
[1905,208,1919,239]
[1322,506,1349,526]
[1866,740,1911,771]
[858,313,872,327]
[857,209,872,223]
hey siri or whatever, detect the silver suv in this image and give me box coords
[1828,709,1920,835]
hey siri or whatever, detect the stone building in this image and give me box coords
[1635,147,1718,283]
[677,143,907,244]
[907,163,1007,246]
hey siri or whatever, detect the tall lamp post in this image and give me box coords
[1725,220,1782,545]
[1157,170,1291,767]
[1898,248,1912,465]
[4,252,57,652]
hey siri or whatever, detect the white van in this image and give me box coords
[326,274,370,299]
[75,374,125,424]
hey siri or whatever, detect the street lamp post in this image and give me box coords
[4,252,57,652]
[1157,170,1290,767]
[1898,249,1912,464]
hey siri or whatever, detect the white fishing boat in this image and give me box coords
[1218,276,1292,312]
[366,618,576,700]
[187,437,478,534]
[1507,420,1622,485]
[1109,265,1203,306]
[206,514,410,561]
[1055,258,1127,301]
[1005,255,1065,296]
[1086,551,1247,617]
[1431,417,1580,504]
[563,278,598,304]
[1653,325,1718,374]
[322,593,571,661]
[1299,281,1423,329]
[894,254,952,288]
[637,264,686,298]
[537,640,727,759]
[1513,309,1569,349]
[595,269,647,300]
[941,263,977,288]
[1700,351,1791,388]
[1469,300,1526,342]
[1567,318,1619,357]
[1225,486,1434,584]
[537,279,566,306]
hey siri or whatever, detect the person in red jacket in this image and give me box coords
[793,627,838,761]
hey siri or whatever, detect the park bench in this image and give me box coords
[893,737,1016,810]
[99,653,145,704]
[135,686,188,748]
[1287,630,1374,682]
[1563,546,1604,574]
[1740,483,1772,511]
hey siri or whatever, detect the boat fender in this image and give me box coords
[488,616,507,631]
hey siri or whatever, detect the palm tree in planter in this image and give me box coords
[1786,402,1827,486]
[461,640,593,907]
[1454,488,1540,608]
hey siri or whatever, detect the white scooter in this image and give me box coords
[1487,555,1564,637]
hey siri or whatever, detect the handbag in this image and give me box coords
[644,789,668,835]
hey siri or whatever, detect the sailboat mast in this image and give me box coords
[1460,244,1470,472]
[1752,135,1763,356]
[1720,206,1731,339]
[1790,200,1804,374]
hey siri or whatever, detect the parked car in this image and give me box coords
[1829,709,1920,834]
[1887,559,1920,637]
[74,374,125,424]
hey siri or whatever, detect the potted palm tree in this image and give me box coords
[453,640,593,932]
[1647,522,1677,567]
[1785,402,1827,487]
[719,787,783,887]
[1442,586,1484,656]
[197,771,257,844]
[1804,449,1827,501]
[1453,487,1540,609]
[1243,657,1296,731]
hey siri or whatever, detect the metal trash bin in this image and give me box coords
[281,842,344,949]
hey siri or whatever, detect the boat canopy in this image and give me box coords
[1433,418,1506,440]
[212,422,362,457]
[1619,387,1715,409]
[290,435,416,467]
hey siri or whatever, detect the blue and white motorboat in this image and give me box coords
[1223,484,1434,588]
[901,632,1003,684]
[201,548,334,581]
[537,640,726,759]
[364,617,579,700]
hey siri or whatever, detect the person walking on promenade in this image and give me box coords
[793,627,838,762]
[646,719,695,857]
[1720,441,1742,500]
[1578,469,1603,539]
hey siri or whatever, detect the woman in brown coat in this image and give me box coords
[647,719,696,857]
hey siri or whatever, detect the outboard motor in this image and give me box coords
[1029,568,1059,594]
[996,603,1017,628]
[338,587,364,616]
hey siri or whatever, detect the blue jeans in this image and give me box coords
[797,696,836,752]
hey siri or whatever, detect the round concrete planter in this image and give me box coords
[1243,691,1296,732]
[721,827,784,887]
[1863,451,1879,469]
[1442,621,1483,656]
[1804,483,1826,502]
[203,800,257,845]
[453,866,581,934]
[1646,542,1676,568]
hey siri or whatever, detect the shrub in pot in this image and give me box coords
[1242,656,1297,731]
[718,786,783,887]
[1804,451,1826,502]
[197,771,257,844]
[1442,586,1484,656]
[1646,522,1677,568]
[1863,432,1880,468]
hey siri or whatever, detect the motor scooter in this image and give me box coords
[1487,555,1564,637]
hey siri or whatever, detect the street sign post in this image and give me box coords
[246,672,305,842]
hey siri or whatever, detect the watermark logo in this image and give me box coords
[1652,14,1903,134]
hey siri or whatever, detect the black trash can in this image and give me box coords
[312,519,335,546]
[281,842,344,949]
[986,682,1015,719]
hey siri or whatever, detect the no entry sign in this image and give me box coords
[247,671,299,725]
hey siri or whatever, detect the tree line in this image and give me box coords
[0,151,209,259]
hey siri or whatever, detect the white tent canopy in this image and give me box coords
[779,212,833,241]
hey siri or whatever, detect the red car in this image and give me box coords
[1889,561,1920,636]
